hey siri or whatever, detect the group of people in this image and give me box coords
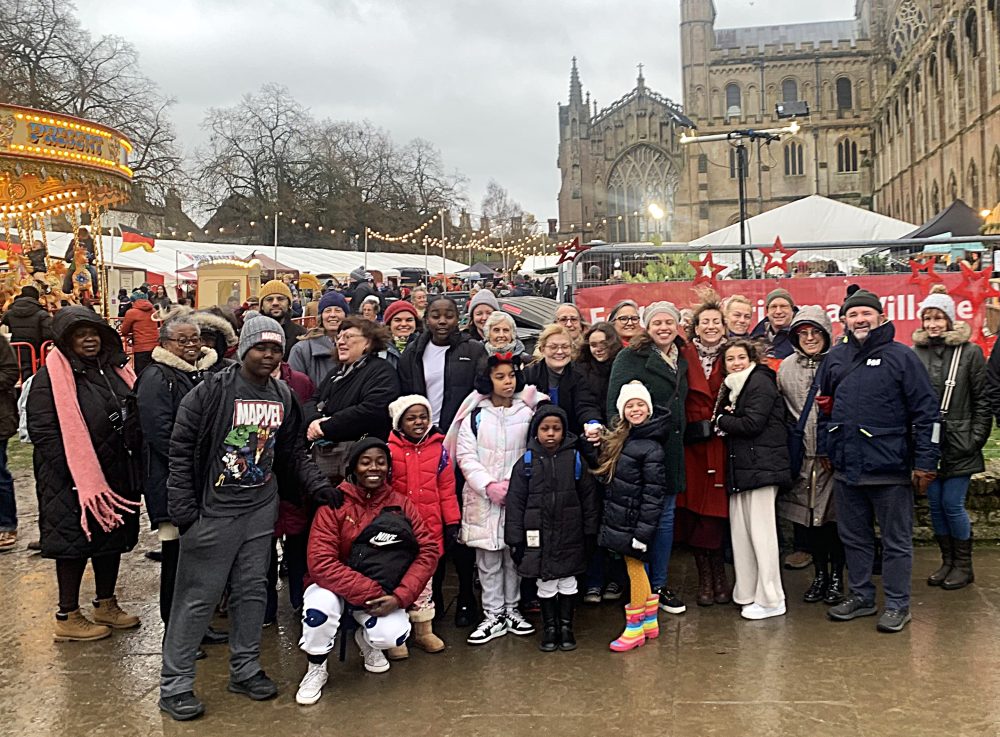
[2,271,996,721]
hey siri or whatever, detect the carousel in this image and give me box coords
[0,103,133,316]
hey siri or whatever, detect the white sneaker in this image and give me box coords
[466,614,507,645]
[354,629,390,673]
[504,609,535,636]
[740,602,786,620]
[295,661,329,705]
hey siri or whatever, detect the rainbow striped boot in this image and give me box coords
[642,594,660,639]
[610,604,646,652]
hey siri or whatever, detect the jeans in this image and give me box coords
[835,482,913,610]
[646,494,677,592]
[926,475,972,540]
[0,439,15,532]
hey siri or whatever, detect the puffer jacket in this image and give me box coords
[1,294,53,349]
[504,406,599,580]
[398,330,486,432]
[388,428,460,553]
[912,321,990,478]
[120,299,159,352]
[136,345,217,528]
[717,364,791,494]
[816,321,940,485]
[574,356,615,424]
[27,307,141,559]
[776,307,835,525]
[305,480,439,608]
[597,413,669,560]
[750,315,797,361]
[522,360,601,435]
[288,333,337,388]
[0,335,18,440]
[455,386,542,550]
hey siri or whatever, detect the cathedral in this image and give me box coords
[557,0,1000,244]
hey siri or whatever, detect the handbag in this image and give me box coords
[684,419,714,445]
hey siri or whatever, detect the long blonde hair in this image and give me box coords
[595,417,631,481]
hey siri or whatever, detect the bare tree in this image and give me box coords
[481,179,527,238]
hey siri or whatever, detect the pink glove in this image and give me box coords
[485,481,509,506]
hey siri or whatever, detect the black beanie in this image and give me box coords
[19,285,40,300]
[841,288,883,315]
[345,437,391,483]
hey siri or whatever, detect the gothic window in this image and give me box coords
[929,53,938,89]
[891,0,928,61]
[698,154,708,174]
[948,171,958,201]
[917,188,926,222]
[725,83,741,118]
[931,181,941,213]
[992,147,1000,203]
[784,142,804,176]
[836,78,853,110]
[946,34,958,73]
[606,144,679,241]
[837,139,859,173]
[728,146,746,179]
[968,160,979,206]
[966,10,979,56]
[781,78,798,103]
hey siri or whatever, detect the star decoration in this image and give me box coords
[907,257,943,288]
[689,250,726,287]
[951,261,995,308]
[759,236,798,274]
[556,237,589,265]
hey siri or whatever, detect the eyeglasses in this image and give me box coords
[546,344,572,354]
[556,316,581,324]
[337,332,364,343]
[166,337,200,346]
[615,315,640,324]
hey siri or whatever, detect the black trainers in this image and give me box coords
[877,608,911,633]
[227,670,278,701]
[455,603,475,628]
[657,588,687,615]
[827,594,877,621]
[159,691,205,721]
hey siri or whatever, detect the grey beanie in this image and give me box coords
[918,292,956,324]
[468,289,500,314]
[238,314,286,359]
[641,301,681,328]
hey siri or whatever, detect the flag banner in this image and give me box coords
[120,225,156,253]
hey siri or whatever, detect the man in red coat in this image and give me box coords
[296,438,439,706]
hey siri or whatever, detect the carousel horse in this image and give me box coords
[71,245,95,303]
[41,261,76,311]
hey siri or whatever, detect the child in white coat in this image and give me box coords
[451,351,544,645]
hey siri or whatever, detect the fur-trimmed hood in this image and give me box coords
[192,310,238,347]
[151,344,219,371]
[911,320,971,347]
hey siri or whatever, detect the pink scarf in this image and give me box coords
[47,347,140,541]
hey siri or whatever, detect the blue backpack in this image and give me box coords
[521,448,583,481]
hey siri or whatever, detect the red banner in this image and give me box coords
[574,274,997,349]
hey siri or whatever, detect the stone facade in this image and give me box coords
[556,0,1000,243]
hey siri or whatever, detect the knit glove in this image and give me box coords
[509,543,525,565]
[485,481,509,506]
[314,485,344,509]
[443,524,460,551]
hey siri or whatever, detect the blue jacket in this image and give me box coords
[815,321,940,486]
[749,318,795,360]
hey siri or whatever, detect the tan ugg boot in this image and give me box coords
[92,596,140,629]
[411,620,445,653]
[54,609,111,642]
[385,643,409,661]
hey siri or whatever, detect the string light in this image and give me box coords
[365,210,442,243]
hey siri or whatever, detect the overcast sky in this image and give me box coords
[75,0,855,225]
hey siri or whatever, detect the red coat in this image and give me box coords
[676,342,728,519]
[388,429,460,554]
[305,481,439,609]
[120,300,159,352]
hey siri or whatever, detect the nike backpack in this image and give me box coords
[346,506,420,592]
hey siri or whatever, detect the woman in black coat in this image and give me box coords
[305,315,400,484]
[714,339,790,621]
[522,325,602,437]
[27,306,142,641]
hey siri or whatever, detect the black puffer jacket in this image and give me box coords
[1,294,53,349]
[575,357,614,424]
[522,360,601,436]
[716,364,791,494]
[27,307,141,559]
[912,322,991,478]
[398,330,486,432]
[304,354,400,442]
[597,413,670,560]
[136,345,218,528]
[504,406,599,580]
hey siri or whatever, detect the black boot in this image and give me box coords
[538,597,559,652]
[942,535,974,590]
[927,534,954,586]
[803,570,828,603]
[824,569,844,605]
[557,594,577,651]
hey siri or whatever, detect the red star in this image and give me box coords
[689,250,726,287]
[556,237,588,265]
[951,261,995,308]
[759,236,798,274]
[907,257,943,288]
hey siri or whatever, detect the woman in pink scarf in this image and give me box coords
[27,306,143,642]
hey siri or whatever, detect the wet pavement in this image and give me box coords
[2,448,1000,737]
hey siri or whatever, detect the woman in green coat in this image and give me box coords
[607,301,688,614]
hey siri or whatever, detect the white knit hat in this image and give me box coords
[918,293,956,325]
[641,301,681,328]
[388,394,433,432]
[615,381,653,419]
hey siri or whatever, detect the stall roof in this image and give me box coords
[458,262,497,277]
[903,199,984,238]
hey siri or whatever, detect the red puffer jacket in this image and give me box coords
[305,480,439,608]
[388,429,460,554]
[120,299,160,352]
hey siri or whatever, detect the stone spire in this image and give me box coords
[569,56,583,106]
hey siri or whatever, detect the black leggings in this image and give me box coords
[56,554,121,613]
[160,539,180,624]
[807,523,845,574]
[432,542,477,614]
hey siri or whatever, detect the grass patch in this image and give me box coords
[984,427,1000,463]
